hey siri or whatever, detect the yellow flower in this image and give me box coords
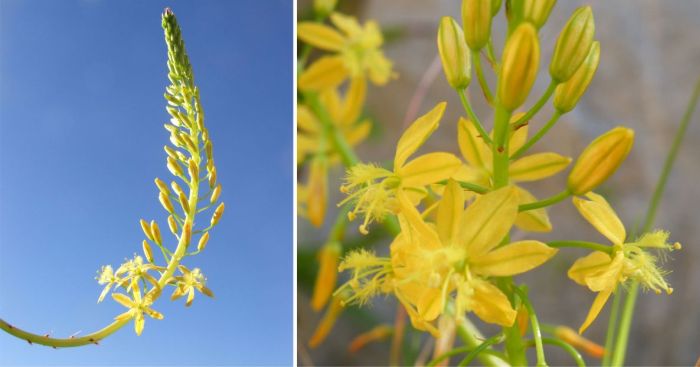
[339,102,462,234]
[96,265,120,303]
[457,115,572,232]
[567,192,680,334]
[112,279,164,336]
[114,255,164,292]
[338,183,557,336]
[298,13,395,91]
[171,266,214,307]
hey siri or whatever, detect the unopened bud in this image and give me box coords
[171,181,184,197]
[313,0,337,17]
[140,219,154,241]
[168,215,178,234]
[568,127,634,195]
[211,203,225,226]
[197,232,210,252]
[306,158,328,228]
[159,192,175,213]
[188,158,199,179]
[498,23,540,111]
[183,222,192,246]
[311,242,342,311]
[554,41,600,113]
[205,141,213,161]
[142,240,154,263]
[437,17,471,90]
[178,191,190,213]
[550,6,595,83]
[154,178,170,196]
[522,0,556,29]
[554,326,605,358]
[150,220,162,245]
[209,167,217,188]
[462,0,493,51]
[167,157,184,177]
[210,184,222,204]
[164,145,178,160]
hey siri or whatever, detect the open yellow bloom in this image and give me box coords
[298,12,395,91]
[567,192,680,334]
[457,116,572,232]
[339,184,557,336]
[340,102,462,234]
[112,279,164,336]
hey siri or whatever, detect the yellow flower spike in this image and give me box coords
[309,293,345,349]
[554,41,600,113]
[498,23,540,112]
[150,220,162,245]
[567,127,634,195]
[142,240,154,263]
[461,0,493,51]
[554,326,605,358]
[140,219,154,241]
[550,6,595,83]
[197,232,210,252]
[306,157,328,227]
[522,0,557,29]
[159,192,175,213]
[311,241,342,311]
[437,16,471,90]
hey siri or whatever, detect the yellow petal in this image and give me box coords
[112,293,134,308]
[567,251,612,286]
[319,87,342,122]
[311,242,341,311]
[436,179,464,244]
[306,157,328,227]
[367,51,394,86]
[514,187,552,232]
[572,192,626,245]
[329,12,363,38]
[417,287,444,322]
[509,113,529,155]
[297,22,345,51]
[471,240,558,276]
[395,292,441,337]
[579,288,613,334]
[297,105,321,133]
[144,307,164,320]
[398,152,462,188]
[460,186,519,256]
[299,56,349,91]
[472,281,517,326]
[134,313,145,336]
[397,191,442,251]
[394,102,446,168]
[340,77,367,125]
[457,117,491,168]
[584,251,624,292]
[509,152,572,182]
[344,119,371,146]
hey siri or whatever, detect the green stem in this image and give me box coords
[436,179,489,194]
[525,338,586,367]
[456,318,508,367]
[511,111,562,159]
[473,51,494,105]
[486,40,497,67]
[611,76,700,366]
[458,88,493,145]
[518,190,570,212]
[512,80,558,127]
[0,318,128,348]
[427,347,505,367]
[546,240,612,254]
[492,105,512,188]
[602,286,621,366]
[458,333,505,367]
[512,287,547,367]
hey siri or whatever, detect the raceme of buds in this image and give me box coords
[462,0,493,51]
[554,41,600,113]
[550,6,595,83]
[498,23,540,111]
[437,16,471,90]
[522,0,557,29]
[567,127,634,195]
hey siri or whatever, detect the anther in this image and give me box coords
[673,242,682,250]
[359,225,369,235]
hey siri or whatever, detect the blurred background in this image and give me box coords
[1,0,291,365]
[298,0,700,365]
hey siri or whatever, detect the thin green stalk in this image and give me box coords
[512,287,547,367]
[458,333,505,367]
[602,286,622,366]
[611,76,700,366]
[511,111,562,159]
[473,51,494,105]
[486,40,497,67]
[428,346,505,367]
[436,179,489,194]
[512,80,558,127]
[458,89,492,145]
[456,318,508,367]
[0,318,128,348]
[525,338,586,367]
[546,240,612,254]
[518,190,570,212]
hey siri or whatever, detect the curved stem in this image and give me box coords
[602,285,621,366]
[525,338,586,367]
[428,346,505,367]
[472,51,494,106]
[458,88,492,145]
[518,190,570,212]
[512,287,547,367]
[458,333,505,367]
[0,318,128,348]
[546,241,612,254]
[512,80,557,127]
[456,318,508,367]
[511,111,562,159]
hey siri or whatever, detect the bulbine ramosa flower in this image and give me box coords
[338,183,557,336]
[298,12,395,91]
[339,102,461,234]
[568,193,680,334]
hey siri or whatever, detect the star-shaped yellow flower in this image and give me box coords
[171,266,214,307]
[567,192,680,334]
[457,116,572,232]
[112,279,164,336]
[298,12,395,91]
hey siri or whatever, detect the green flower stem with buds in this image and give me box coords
[511,111,562,159]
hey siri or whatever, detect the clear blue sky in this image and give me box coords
[0,0,292,365]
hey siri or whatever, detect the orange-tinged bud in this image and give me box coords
[140,219,154,241]
[550,6,595,83]
[554,41,600,113]
[167,157,184,177]
[306,157,328,227]
[516,304,529,336]
[188,158,198,179]
[498,23,540,111]
[183,222,192,246]
[311,242,342,311]
[211,202,224,227]
[209,167,217,188]
[210,184,222,203]
[159,192,175,213]
[142,240,154,263]
[154,178,170,196]
[568,127,634,195]
[150,220,162,245]
[168,215,178,234]
[197,231,209,252]
[309,294,345,349]
[178,191,190,213]
[522,0,556,29]
[348,325,393,353]
[554,326,605,358]
[438,17,471,90]
[462,0,493,51]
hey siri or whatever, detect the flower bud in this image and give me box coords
[522,0,556,29]
[209,167,217,188]
[550,6,595,83]
[554,41,600,113]
[178,191,190,213]
[142,240,154,263]
[211,202,225,227]
[438,17,471,90]
[313,0,337,17]
[311,241,342,311]
[140,219,154,241]
[554,326,605,358]
[210,184,222,203]
[154,178,170,196]
[182,222,192,246]
[462,0,493,51]
[197,232,210,252]
[150,220,162,245]
[171,181,184,196]
[159,192,175,213]
[306,157,328,227]
[498,23,540,111]
[187,158,199,179]
[168,215,178,234]
[568,127,634,195]
[167,157,184,177]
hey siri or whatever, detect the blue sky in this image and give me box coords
[0,0,292,365]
